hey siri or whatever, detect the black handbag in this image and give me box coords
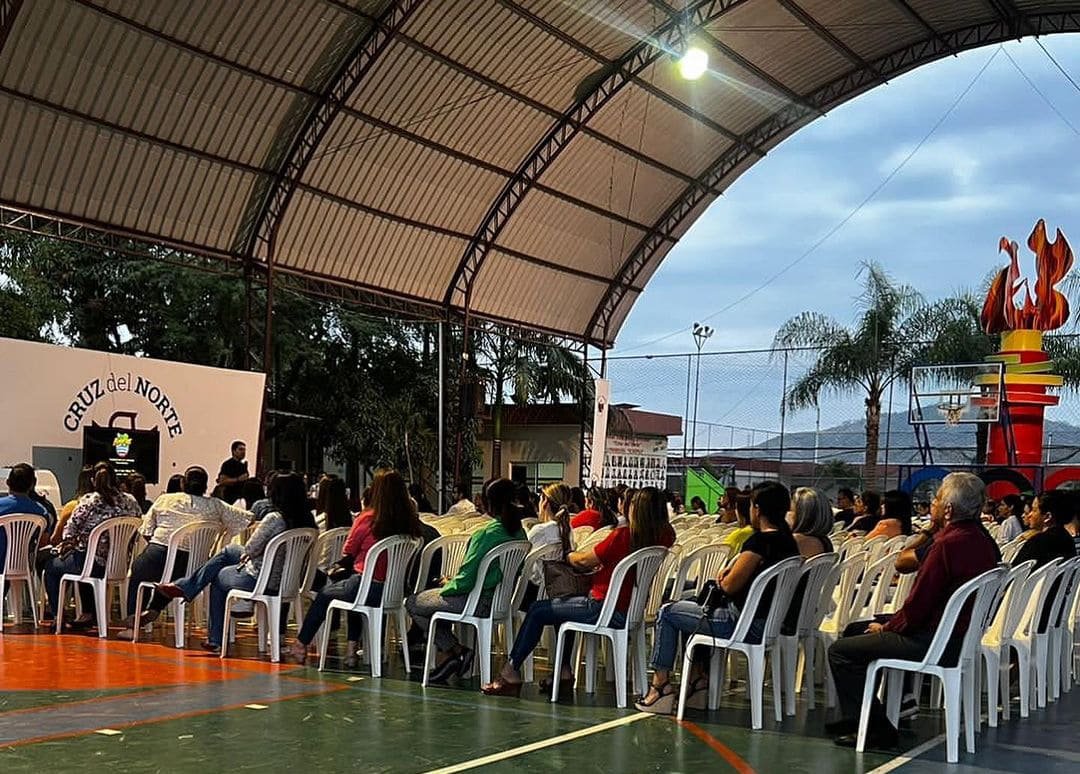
[695,580,731,616]
[542,560,592,599]
[326,556,355,583]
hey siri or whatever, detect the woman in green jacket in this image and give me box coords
[406,478,525,684]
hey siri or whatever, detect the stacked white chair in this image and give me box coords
[676,556,803,729]
[980,559,1035,726]
[818,552,867,707]
[56,516,143,637]
[131,520,224,645]
[414,534,470,593]
[510,542,564,681]
[421,539,530,686]
[0,514,47,628]
[855,567,1005,764]
[551,546,668,708]
[1057,558,1080,692]
[220,528,318,662]
[318,534,422,675]
[778,552,839,714]
[669,544,732,602]
[1045,556,1080,702]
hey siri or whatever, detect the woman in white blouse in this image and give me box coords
[118,466,251,639]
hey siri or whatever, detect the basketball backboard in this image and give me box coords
[909,363,1003,426]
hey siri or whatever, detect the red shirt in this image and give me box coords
[343,510,387,581]
[571,509,604,530]
[591,524,676,612]
[884,520,1000,636]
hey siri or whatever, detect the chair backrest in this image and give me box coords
[250,528,319,597]
[823,552,866,631]
[924,566,1006,667]
[299,526,351,594]
[851,552,896,619]
[413,534,470,592]
[792,552,839,636]
[571,525,594,547]
[728,556,804,644]
[82,516,144,581]
[520,517,539,532]
[1015,559,1062,638]
[592,545,669,630]
[862,536,888,563]
[461,540,531,618]
[888,569,918,614]
[645,550,679,622]
[838,535,865,560]
[1049,556,1080,631]
[986,559,1035,642]
[0,514,47,576]
[579,526,613,550]
[511,542,563,610]
[1001,538,1026,563]
[160,520,224,583]
[354,534,422,609]
[866,551,902,615]
[670,544,732,601]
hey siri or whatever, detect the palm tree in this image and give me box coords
[774,262,982,485]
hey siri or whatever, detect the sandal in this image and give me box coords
[284,643,307,665]
[480,678,523,697]
[538,674,576,695]
[634,681,676,715]
[685,676,709,711]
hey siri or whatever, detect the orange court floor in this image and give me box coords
[1,619,1079,773]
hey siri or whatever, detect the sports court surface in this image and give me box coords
[2,625,1078,773]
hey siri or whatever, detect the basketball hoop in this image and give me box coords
[942,406,964,427]
[936,394,967,426]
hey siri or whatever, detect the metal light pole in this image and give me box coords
[690,323,714,462]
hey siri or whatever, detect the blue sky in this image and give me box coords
[606,38,1080,445]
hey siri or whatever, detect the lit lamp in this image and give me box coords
[678,46,709,80]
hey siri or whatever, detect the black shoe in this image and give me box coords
[825,717,858,735]
[834,725,899,750]
[428,655,461,685]
[456,648,475,678]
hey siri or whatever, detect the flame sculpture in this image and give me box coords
[981,219,1073,333]
[977,220,1073,471]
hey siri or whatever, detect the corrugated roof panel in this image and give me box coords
[496,189,643,279]
[1,1,290,168]
[276,190,464,301]
[911,0,998,27]
[801,0,924,62]
[589,83,734,178]
[641,41,787,136]
[712,1,851,94]
[472,251,607,335]
[90,0,354,87]
[541,134,688,227]
[404,0,597,113]
[350,44,553,171]
[305,114,506,235]
[511,0,664,60]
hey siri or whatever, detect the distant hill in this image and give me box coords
[740,411,1080,465]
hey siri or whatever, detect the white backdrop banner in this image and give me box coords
[588,378,610,484]
[0,337,265,498]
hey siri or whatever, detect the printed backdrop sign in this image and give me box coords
[601,434,668,489]
[0,337,265,498]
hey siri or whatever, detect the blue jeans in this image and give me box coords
[650,599,763,671]
[44,550,101,617]
[509,596,625,671]
[174,544,256,647]
[297,574,383,645]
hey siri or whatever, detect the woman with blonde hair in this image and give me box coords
[789,486,834,558]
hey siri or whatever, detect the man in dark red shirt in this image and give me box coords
[827,472,1000,749]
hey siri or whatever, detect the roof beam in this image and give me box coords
[644,0,823,116]
[885,0,959,55]
[983,0,1032,37]
[0,0,22,53]
[774,0,886,85]
[496,0,769,151]
[443,0,755,311]
[237,0,423,262]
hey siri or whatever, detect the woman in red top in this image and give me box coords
[481,487,675,697]
[570,486,618,530]
[285,469,421,665]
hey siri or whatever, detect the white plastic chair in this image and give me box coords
[851,553,897,621]
[676,556,804,729]
[131,520,224,645]
[294,526,351,626]
[817,552,867,707]
[413,534,470,593]
[421,539,530,686]
[778,552,839,714]
[1056,558,1080,694]
[318,534,422,675]
[571,526,594,548]
[551,546,668,708]
[980,559,1035,726]
[886,568,917,615]
[864,552,902,617]
[220,528,318,662]
[1001,538,1026,563]
[56,516,143,638]
[0,514,47,628]
[838,536,865,560]
[1045,556,1080,702]
[669,544,732,601]
[855,566,1005,764]
[579,526,613,550]
[1028,559,1069,709]
[510,542,564,681]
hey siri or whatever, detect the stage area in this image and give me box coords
[2,627,1078,773]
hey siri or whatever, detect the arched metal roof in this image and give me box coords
[1,0,1078,346]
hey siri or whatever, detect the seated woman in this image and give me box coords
[315,474,354,532]
[285,469,421,666]
[722,495,754,552]
[155,473,315,654]
[43,462,143,629]
[406,478,526,684]
[118,466,252,639]
[528,483,574,550]
[995,494,1025,543]
[481,486,676,697]
[781,486,835,636]
[846,490,881,533]
[634,481,798,714]
[863,490,913,540]
[47,465,94,547]
[570,486,618,530]
[689,496,708,516]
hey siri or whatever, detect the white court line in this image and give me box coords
[422,712,654,773]
[865,734,946,774]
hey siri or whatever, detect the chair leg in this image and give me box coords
[612,634,628,709]
[676,639,696,721]
[220,599,232,659]
[804,636,817,710]
[477,620,492,685]
[397,609,411,673]
[118,580,129,620]
[963,665,976,754]
[855,665,881,753]
[95,581,108,638]
[584,635,597,694]
[132,585,146,644]
[1017,646,1031,719]
[770,645,783,723]
[366,612,381,678]
[985,651,1001,727]
[780,637,797,717]
[174,600,186,649]
[268,601,281,663]
[633,627,648,697]
[551,627,568,703]
[421,615,439,687]
[886,671,903,728]
[709,648,727,711]
[747,649,765,730]
[942,671,961,764]
[318,608,333,671]
[0,577,6,630]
